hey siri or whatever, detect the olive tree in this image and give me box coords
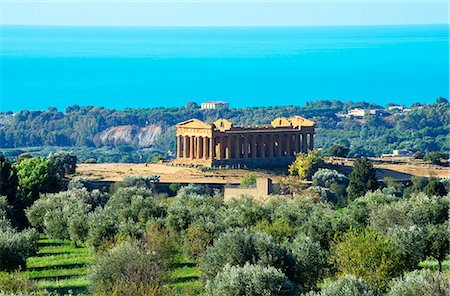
[26,189,90,246]
[200,228,299,283]
[329,228,403,290]
[387,269,449,296]
[305,275,378,296]
[204,263,298,296]
[289,234,326,291]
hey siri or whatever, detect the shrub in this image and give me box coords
[0,226,39,271]
[240,173,257,188]
[423,151,447,165]
[289,234,326,291]
[48,151,77,177]
[204,263,298,296]
[312,169,349,188]
[68,177,94,191]
[26,189,90,245]
[86,207,119,250]
[200,228,298,283]
[424,223,449,272]
[88,241,168,296]
[289,151,325,179]
[184,224,214,259]
[329,228,403,290]
[106,187,165,237]
[0,271,39,294]
[252,218,296,243]
[386,226,427,271]
[110,176,149,193]
[307,186,337,204]
[424,178,447,197]
[347,157,378,201]
[387,269,449,296]
[305,275,378,296]
[327,144,350,158]
[168,183,181,195]
[222,197,270,228]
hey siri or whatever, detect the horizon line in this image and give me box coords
[1,23,448,28]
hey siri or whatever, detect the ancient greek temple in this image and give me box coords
[174,116,315,167]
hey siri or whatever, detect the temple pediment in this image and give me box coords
[176,119,213,129]
[289,116,315,127]
[213,119,233,131]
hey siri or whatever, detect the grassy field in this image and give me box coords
[24,237,92,295]
[22,236,202,295]
[21,236,448,295]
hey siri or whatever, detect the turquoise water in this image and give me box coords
[0,25,448,111]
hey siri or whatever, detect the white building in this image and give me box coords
[200,101,229,110]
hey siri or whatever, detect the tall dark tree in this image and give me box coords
[48,151,77,177]
[0,154,18,203]
[347,157,378,201]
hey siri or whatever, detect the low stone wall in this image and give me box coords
[224,178,273,202]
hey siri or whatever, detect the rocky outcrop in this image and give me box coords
[93,125,161,147]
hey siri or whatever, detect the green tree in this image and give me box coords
[88,241,168,296]
[16,157,61,206]
[0,155,18,206]
[423,178,447,197]
[200,228,298,283]
[347,158,378,201]
[305,275,378,296]
[204,263,298,296]
[240,173,257,188]
[289,234,326,291]
[387,269,449,296]
[26,189,91,246]
[424,223,449,272]
[330,228,403,290]
[48,151,77,177]
[289,151,325,179]
[327,144,350,157]
[423,151,447,165]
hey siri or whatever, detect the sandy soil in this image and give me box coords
[76,158,449,183]
[76,163,280,184]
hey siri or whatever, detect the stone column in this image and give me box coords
[209,137,214,159]
[285,134,291,156]
[243,136,249,158]
[183,136,189,158]
[294,134,300,154]
[177,136,182,158]
[302,133,307,153]
[189,136,194,159]
[251,135,257,158]
[203,137,208,159]
[259,135,265,158]
[277,135,282,157]
[235,136,241,159]
[216,137,222,160]
[226,136,231,159]
[268,134,274,157]
[198,137,203,159]
[309,133,314,151]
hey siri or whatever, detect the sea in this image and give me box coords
[0,25,448,112]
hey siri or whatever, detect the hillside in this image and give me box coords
[0,98,448,160]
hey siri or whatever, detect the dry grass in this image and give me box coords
[76,157,449,184]
[76,163,280,183]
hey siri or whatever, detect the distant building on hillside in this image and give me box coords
[337,108,389,118]
[381,149,413,158]
[388,105,412,113]
[200,101,229,110]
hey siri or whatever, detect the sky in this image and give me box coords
[0,0,448,27]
